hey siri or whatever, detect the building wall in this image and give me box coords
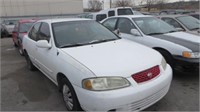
[0,0,83,17]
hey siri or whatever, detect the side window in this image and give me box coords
[162,18,183,29]
[108,11,115,17]
[117,18,136,34]
[13,23,19,32]
[102,18,117,31]
[38,22,50,42]
[96,14,107,22]
[28,22,41,41]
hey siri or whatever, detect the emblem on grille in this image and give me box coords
[147,73,153,78]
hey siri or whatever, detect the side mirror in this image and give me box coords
[130,29,141,36]
[113,29,120,36]
[36,40,51,48]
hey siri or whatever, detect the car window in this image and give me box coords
[102,18,117,31]
[108,11,115,17]
[96,14,107,22]
[117,18,136,34]
[13,23,19,32]
[28,22,41,41]
[117,9,133,15]
[52,20,119,47]
[133,17,175,35]
[19,22,34,33]
[38,22,50,42]
[176,16,200,30]
[162,18,183,29]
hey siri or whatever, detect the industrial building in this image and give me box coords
[0,0,83,17]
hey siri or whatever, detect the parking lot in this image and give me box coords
[1,37,199,111]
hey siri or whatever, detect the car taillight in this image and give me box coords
[132,65,160,83]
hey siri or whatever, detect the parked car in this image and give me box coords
[101,15,199,70]
[23,18,172,111]
[158,15,200,35]
[12,19,37,55]
[1,19,18,37]
[86,7,143,22]
[159,10,194,15]
[1,24,7,38]
[189,13,200,20]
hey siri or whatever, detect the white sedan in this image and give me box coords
[23,18,172,111]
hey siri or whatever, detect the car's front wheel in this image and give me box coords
[157,49,174,68]
[61,78,82,111]
[24,52,36,71]
[18,42,24,56]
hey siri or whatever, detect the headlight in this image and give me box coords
[161,57,167,70]
[82,77,130,91]
[182,51,200,58]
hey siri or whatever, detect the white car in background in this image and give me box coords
[1,19,18,36]
[86,7,143,22]
[23,18,172,111]
[101,15,200,70]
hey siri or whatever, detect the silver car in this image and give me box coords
[158,15,200,36]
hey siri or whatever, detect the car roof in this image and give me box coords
[37,18,92,23]
[18,19,38,23]
[109,15,153,19]
[157,14,188,18]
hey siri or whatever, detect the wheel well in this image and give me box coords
[57,73,67,91]
[23,49,27,54]
[153,47,172,56]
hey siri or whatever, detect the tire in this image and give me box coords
[157,50,174,68]
[18,42,24,56]
[24,52,36,71]
[61,78,82,111]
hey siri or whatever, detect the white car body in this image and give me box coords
[23,18,172,111]
[101,15,200,68]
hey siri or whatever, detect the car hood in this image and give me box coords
[61,39,162,77]
[151,32,200,52]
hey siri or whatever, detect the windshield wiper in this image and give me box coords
[88,38,118,44]
[166,30,177,33]
[59,43,88,48]
[147,32,164,35]
[190,27,200,30]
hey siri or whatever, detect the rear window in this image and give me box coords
[118,9,133,15]
[19,22,34,33]
[96,14,107,22]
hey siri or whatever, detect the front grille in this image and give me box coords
[132,65,160,83]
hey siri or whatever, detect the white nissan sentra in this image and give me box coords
[23,18,172,111]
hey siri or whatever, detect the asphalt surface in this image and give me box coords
[1,37,199,111]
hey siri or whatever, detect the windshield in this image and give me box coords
[176,16,200,30]
[52,20,120,48]
[118,8,133,15]
[19,22,34,33]
[133,17,176,35]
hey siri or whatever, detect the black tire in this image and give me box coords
[61,78,82,111]
[18,42,24,56]
[157,50,174,68]
[24,52,36,71]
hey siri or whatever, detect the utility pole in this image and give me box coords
[110,0,112,8]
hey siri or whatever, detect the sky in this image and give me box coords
[83,0,192,8]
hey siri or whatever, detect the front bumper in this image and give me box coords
[73,65,172,111]
[173,56,199,66]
